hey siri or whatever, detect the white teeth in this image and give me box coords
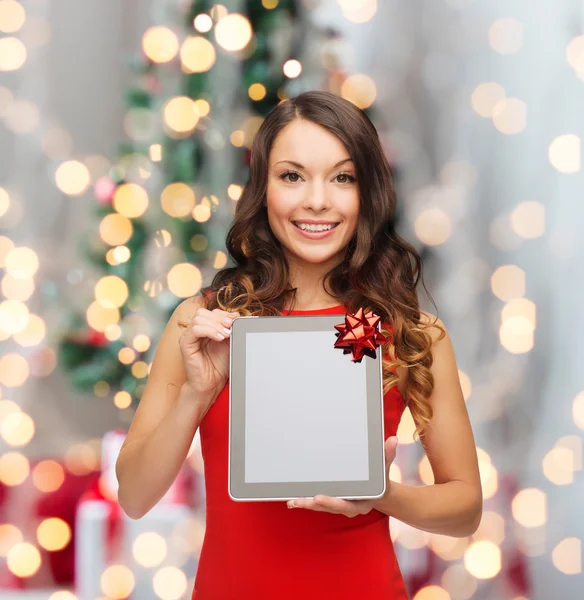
[294,222,337,232]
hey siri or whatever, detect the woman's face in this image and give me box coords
[265,119,360,270]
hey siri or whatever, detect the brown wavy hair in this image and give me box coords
[185,90,445,442]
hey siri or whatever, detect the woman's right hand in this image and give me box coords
[179,304,240,404]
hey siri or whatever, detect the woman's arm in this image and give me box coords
[374,313,483,538]
[115,296,213,519]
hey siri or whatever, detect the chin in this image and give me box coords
[288,246,345,265]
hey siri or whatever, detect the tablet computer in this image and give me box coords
[228,313,386,502]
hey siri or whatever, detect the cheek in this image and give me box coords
[266,187,300,226]
[343,198,360,232]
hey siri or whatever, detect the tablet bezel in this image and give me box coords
[228,314,386,502]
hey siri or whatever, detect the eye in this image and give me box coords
[335,172,357,184]
[279,170,302,183]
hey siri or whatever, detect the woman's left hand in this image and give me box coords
[286,436,398,518]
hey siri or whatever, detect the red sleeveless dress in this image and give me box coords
[192,304,409,599]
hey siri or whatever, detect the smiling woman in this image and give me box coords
[119,90,481,600]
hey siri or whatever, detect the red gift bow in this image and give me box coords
[333,307,390,362]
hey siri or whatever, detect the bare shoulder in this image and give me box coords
[179,293,207,313]
[175,293,208,326]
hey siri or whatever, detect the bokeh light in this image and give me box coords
[510,201,545,238]
[429,533,469,561]
[0,451,30,486]
[142,26,179,63]
[0,523,23,557]
[441,563,478,599]
[13,313,47,346]
[113,183,149,218]
[492,98,527,134]
[180,36,216,73]
[6,542,41,577]
[95,275,129,309]
[0,353,29,387]
[464,540,501,579]
[100,564,135,599]
[338,0,378,23]
[4,99,40,133]
[32,459,65,493]
[552,538,582,575]
[0,410,35,446]
[132,532,167,567]
[214,13,252,52]
[167,263,203,298]
[491,265,525,301]
[512,488,547,527]
[86,301,120,333]
[5,246,39,279]
[163,96,200,135]
[37,517,71,551]
[55,160,91,195]
[114,390,132,409]
[0,37,26,71]
[0,0,26,34]
[194,13,213,33]
[341,74,376,109]
[542,446,574,485]
[99,213,133,246]
[549,134,581,174]
[0,299,30,334]
[412,586,449,600]
[161,182,196,217]
[488,17,524,54]
[414,208,452,245]
[283,59,302,78]
[471,82,507,118]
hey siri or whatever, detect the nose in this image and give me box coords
[302,179,330,212]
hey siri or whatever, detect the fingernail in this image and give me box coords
[287,501,295,509]
[222,318,233,326]
[222,327,231,335]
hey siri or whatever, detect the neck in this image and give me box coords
[285,251,345,310]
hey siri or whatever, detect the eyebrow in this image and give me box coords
[274,158,353,169]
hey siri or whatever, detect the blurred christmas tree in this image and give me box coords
[57,0,307,407]
[57,0,404,408]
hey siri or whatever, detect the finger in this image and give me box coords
[191,310,239,340]
[182,322,230,344]
[195,309,240,332]
[290,496,354,515]
[212,308,240,322]
[215,311,240,328]
[314,495,359,515]
[288,497,332,512]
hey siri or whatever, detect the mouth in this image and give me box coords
[291,221,340,239]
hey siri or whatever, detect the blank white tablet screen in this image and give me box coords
[244,330,369,483]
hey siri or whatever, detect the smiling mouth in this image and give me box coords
[291,222,340,231]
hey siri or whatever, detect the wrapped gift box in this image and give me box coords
[75,500,199,599]
[74,429,202,599]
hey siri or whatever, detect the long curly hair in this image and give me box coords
[189,91,445,442]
